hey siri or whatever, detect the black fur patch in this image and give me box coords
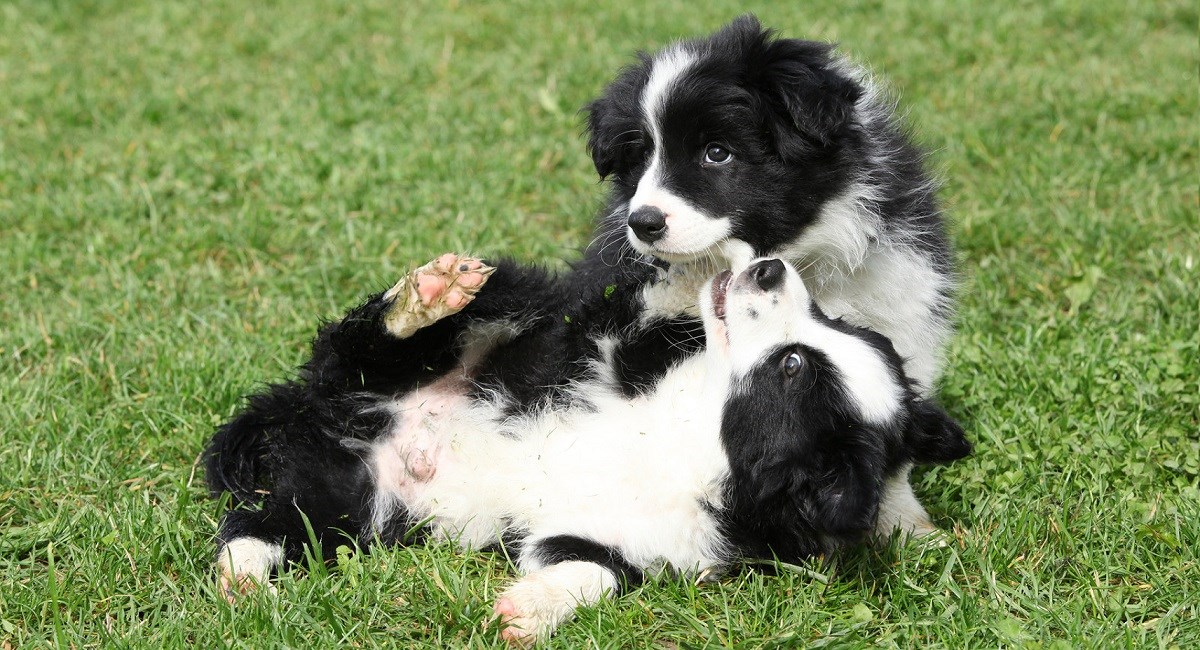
[529,535,644,592]
[718,344,888,561]
[585,14,951,274]
[610,318,705,397]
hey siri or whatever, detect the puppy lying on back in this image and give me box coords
[207,254,970,642]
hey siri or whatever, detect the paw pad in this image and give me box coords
[494,597,538,645]
[384,254,495,338]
[220,573,265,603]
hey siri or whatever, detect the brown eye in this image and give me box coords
[704,144,732,165]
[782,352,804,377]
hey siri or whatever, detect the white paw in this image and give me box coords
[493,561,617,645]
[216,538,283,603]
[383,253,495,338]
[909,526,952,549]
[873,468,940,542]
[875,515,941,542]
[493,595,551,646]
[493,578,575,645]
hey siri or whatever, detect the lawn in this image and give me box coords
[1,0,1196,647]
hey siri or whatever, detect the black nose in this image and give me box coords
[628,206,667,244]
[749,259,786,291]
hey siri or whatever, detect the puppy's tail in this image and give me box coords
[204,383,297,504]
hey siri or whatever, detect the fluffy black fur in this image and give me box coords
[717,320,970,563]
[586,15,950,269]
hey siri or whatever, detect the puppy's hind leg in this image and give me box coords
[213,443,376,603]
[494,535,643,644]
[216,536,284,602]
[310,253,500,393]
[494,562,616,645]
[383,253,495,338]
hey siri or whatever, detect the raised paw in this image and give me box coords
[383,253,495,338]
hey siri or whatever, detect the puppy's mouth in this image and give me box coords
[711,270,733,321]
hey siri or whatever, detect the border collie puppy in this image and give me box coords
[577,15,957,535]
[207,254,969,642]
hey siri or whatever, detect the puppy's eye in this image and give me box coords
[704,144,733,165]
[782,352,804,378]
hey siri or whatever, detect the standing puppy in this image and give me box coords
[581,15,956,535]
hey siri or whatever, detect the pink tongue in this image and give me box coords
[712,270,732,319]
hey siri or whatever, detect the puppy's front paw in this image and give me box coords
[383,253,494,338]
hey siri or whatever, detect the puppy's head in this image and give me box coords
[586,15,864,264]
[700,259,970,541]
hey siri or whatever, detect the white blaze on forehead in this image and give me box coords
[640,45,697,133]
[631,44,697,213]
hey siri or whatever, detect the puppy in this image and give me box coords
[578,15,957,535]
[207,254,969,642]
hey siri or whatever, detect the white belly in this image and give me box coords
[368,354,732,573]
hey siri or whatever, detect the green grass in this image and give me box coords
[1,0,1196,647]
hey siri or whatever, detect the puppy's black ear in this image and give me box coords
[754,36,862,156]
[808,447,884,538]
[585,95,618,179]
[906,400,972,464]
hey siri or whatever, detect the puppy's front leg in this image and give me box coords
[493,560,618,645]
[874,466,938,539]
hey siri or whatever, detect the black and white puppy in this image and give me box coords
[580,15,957,535]
[208,254,969,642]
